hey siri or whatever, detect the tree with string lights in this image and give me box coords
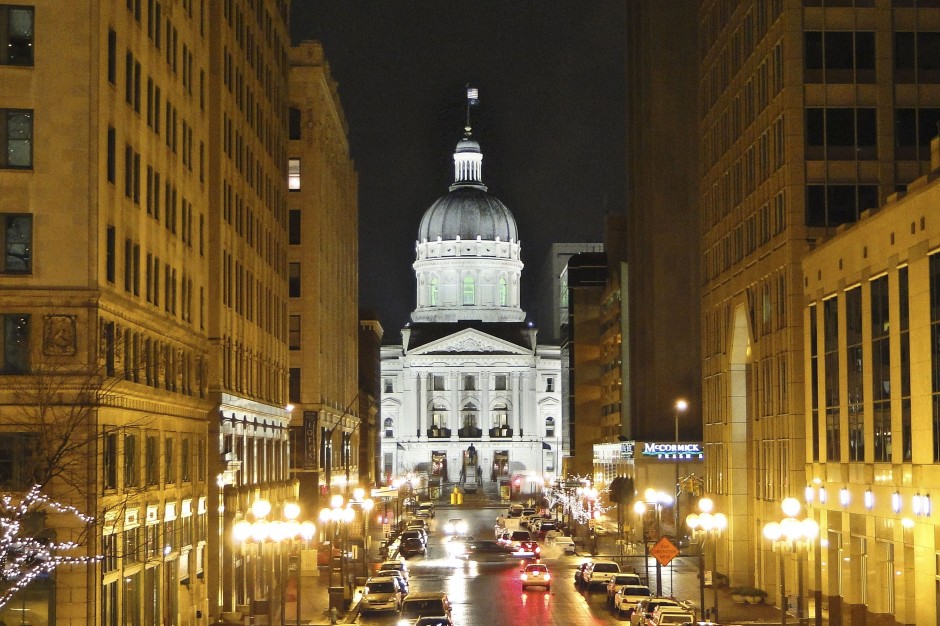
[0,485,99,609]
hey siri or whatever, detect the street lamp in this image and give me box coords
[232,500,316,626]
[319,494,356,611]
[674,398,688,533]
[762,497,819,626]
[640,488,673,596]
[686,497,727,621]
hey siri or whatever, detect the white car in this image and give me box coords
[553,535,576,555]
[359,576,403,614]
[582,560,620,589]
[648,608,695,625]
[444,518,468,534]
[613,584,652,618]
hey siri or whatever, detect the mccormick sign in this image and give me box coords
[641,442,704,461]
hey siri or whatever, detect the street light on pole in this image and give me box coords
[674,399,688,534]
[642,488,673,596]
[686,497,727,621]
[762,497,819,626]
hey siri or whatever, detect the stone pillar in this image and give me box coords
[418,372,428,439]
[511,372,521,438]
[451,372,460,441]
[481,371,490,440]
[518,371,528,438]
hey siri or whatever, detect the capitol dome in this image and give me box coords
[416,128,518,243]
[418,187,518,243]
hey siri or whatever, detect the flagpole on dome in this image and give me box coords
[465,84,479,135]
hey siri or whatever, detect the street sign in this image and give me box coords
[649,536,680,566]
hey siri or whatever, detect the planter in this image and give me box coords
[731,594,746,604]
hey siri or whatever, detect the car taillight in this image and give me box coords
[544,574,551,581]
[520,574,528,581]
[535,546,541,554]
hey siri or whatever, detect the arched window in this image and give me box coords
[462,276,475,305]
[430,276,439,305]
[493,404,509,428]
[545,416,555,437]
[384,417,394,438]
[431,403,447,429]
[499,276,508,306]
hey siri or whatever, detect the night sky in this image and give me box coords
[290,2,626,336]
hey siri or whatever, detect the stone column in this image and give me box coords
[481,371,490,440]
[511,372,521,439]
[418,372,428,440]
[518,371,527,438]
[451,372,460,441]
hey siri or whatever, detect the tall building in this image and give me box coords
[358,312,384,488]
[285,41,360,512]
[380,115,562,495]
[0,2,310,625]
[802,139,940,626]
[693,0,940,622]
[624,0,702,445]
[534,242,604,343]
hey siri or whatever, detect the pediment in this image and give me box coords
[408,328,531,356]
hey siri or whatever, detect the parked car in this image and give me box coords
[398,592,452,625]
[582,560,621,589]
[612,584,652,618]
[414,618,453,626]
[553,535,576,555]
[630,598,680,626]
[648,608,695,625]
[400,529,427,547]
[606,573,644,604]
[359,576,404,614]
[417,501,436,518]
[399,537,427,558]
[519,562,552,590]
[375,569,409,594]
[378,559,409,582]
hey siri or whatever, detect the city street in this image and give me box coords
[353,504,699,625]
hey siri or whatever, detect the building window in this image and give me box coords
[432,375,445,391]
[164,437,175,485]
[1,313,29,374]
[462,276,475,305]
[871,276,891,462]
[894,108,940,161]
[463,375,476,391]
[1,109,32,168]
[145,434,158,486]
[0,432,37,488]
[804,31,875,83]
[289,367,300,403]
[288,262,300,297]
[384,378,393,393]
[289,107,301,140]
[930,254,940,461]
[107,28,116,82]
[181,438,190,482]
[545,416,555,437]
[288,209,301,244]
[846,286,864,462]
[805,107,876,160]
[2,213,31,273]
[430,277,439,305]
[805,184,879,228]
[824,297,841,461]
[288,314,300,349]
[107,126,116,183]
[0,5,33,66]
[103,431,118,490]
[545,377,555,392]
[288,157,300,190]
[809,303,820,462]
[895,32,940,83]
[499,276,508,306]
[124,433,139,488]
[494,374,507,391]
[899,266,912,461]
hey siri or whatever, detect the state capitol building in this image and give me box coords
[380,123,562,494]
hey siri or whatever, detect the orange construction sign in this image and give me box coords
[649,536,680,566]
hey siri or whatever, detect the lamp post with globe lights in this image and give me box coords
[762,497,820,626]
[674,398,688,531]
[637,488,673,596]
[686,497,727,621]
[231,499,317,626]
[319,493,357,611]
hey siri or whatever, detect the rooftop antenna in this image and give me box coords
[465,84,479,136]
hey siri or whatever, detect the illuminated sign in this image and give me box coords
[641,442,703,461]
